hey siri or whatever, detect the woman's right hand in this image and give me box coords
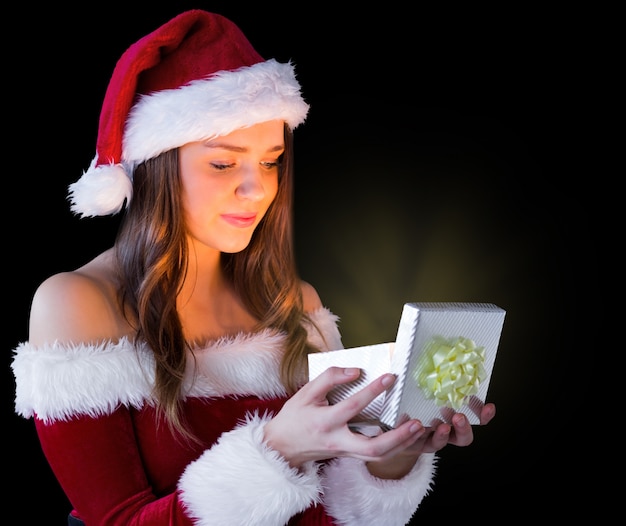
[263,367,426,469]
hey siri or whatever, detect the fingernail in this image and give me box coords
[344,368,360,376]
[409,423,422,434]
[381,374,395,387]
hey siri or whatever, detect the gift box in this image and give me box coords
[308,302,506,432]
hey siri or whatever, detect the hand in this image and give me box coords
[421,401,496,452]
[263,367,426,469]
[366,402,497,479]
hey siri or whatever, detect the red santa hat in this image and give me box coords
[69,10,309,217]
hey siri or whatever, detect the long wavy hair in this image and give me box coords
[113,125,319,439]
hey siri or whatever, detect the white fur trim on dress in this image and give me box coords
[179,412,321,525]
[12,307,340,423]
[304,308,343,352]
[12,337,155,423]
[321,454,437,526]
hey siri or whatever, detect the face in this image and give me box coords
[179,120,284,254]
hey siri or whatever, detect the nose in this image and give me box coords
[235,166,266,201]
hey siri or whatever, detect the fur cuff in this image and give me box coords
[321,454,437,526]
[178,412,322,525]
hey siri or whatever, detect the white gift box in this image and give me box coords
[308,302,506,432]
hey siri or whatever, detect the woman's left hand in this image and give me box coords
[366,402,496,479]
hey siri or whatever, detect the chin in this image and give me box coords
[220,241,253,254]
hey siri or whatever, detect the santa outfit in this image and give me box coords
[11,10,436,525]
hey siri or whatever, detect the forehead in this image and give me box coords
[209,120,285,146]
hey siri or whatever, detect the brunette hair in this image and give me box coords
[114,126,318,439]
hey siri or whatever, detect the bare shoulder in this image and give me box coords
[28,249,131,346]
[300,280,323,313]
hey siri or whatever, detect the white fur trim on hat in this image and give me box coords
[124,59,308,168]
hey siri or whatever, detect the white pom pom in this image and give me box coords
[68,159,133,217]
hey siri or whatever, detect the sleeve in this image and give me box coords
[320,454,437,526]
[35,408,192,525]
[178,412,322,525]
[36,410,323,525]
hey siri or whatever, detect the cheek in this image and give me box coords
[181,180,220,222]
[267,177,279,202]
[181,182,200,214]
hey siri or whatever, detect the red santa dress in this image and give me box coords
[12,307,436,525]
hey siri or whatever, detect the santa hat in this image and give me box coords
[68,10,309,217]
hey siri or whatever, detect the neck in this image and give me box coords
[178,238,224,309]
[176,239,257,343]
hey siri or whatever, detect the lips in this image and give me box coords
[221,213,257,228]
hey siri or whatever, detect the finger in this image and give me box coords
[424,422,452,451]
[349,419,425,460]
[479,402,496,425]
[449,413,474,447]
[330,373,396,424]
[381,419,426,454]
[299,366,362,404]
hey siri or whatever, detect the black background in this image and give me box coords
[6,3,600,523]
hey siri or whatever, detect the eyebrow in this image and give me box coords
[205,143,284,153]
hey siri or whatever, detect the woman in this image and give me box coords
[11,10,495,525]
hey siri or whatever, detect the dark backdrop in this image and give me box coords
[6,3,599,523]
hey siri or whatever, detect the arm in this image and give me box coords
[289,283,499,524]
[302,281,497,477]
[321,405,496,526]
[34,406,322,526]
[18,271,327,525]
[264,367,496,526]
[34,409,193,525]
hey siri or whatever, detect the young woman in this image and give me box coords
[11,10,495,525]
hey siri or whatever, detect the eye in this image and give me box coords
[261,154,283,170]
[210,162,234,171]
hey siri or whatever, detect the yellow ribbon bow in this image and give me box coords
[413,335,487,410]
